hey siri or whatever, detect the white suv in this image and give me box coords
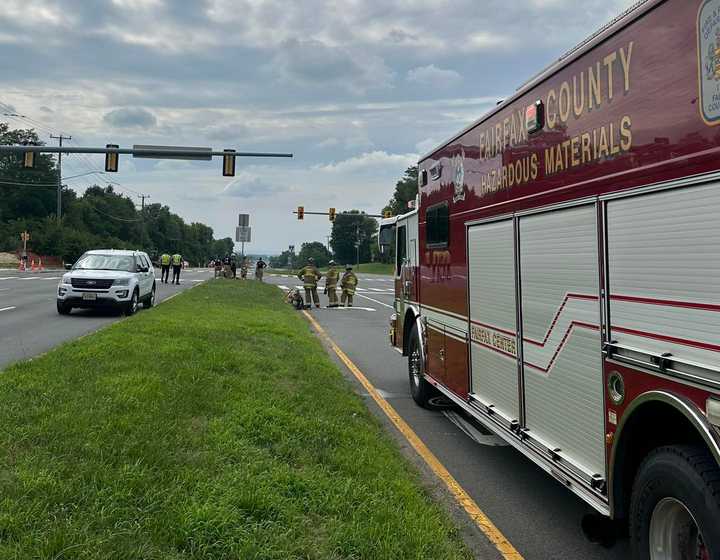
[57,249,156,315]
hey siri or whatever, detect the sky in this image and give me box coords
[0,0,636,254]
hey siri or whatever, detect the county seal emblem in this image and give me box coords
[698,0,720,124]
[452,149,465,202]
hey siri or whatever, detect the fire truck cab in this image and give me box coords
[383,1,720,557]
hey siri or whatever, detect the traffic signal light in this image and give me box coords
[383,210,392,218]
[22,151,35,169]
[105,144,119,172]
[222,149,236,177]
[297,206,304,220]
[329,207,336,222]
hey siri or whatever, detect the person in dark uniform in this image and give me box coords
[231,255,237,279]
[255,258,267,282]
[222,254,231,278]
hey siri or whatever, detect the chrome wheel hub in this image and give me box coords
[409,348,421,387]
[649,497,707,560]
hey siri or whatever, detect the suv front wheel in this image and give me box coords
[124,289,139,316]
[56,301,72,315]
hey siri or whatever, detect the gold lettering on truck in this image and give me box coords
[471,325,517,357]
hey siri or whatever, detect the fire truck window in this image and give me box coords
[396,225,407,276]
[426,202,449,247]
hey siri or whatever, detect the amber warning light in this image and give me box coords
[526,100,544,134]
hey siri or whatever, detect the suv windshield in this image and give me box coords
[74,254,135,272]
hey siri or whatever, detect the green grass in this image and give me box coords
[0,280,470,559]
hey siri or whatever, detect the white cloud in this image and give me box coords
[1,0,69,27]
[221,175,288,199]
[111,0,164,9]
[407,64,462,87]
[315,151,418,174]
[415,137,441,155]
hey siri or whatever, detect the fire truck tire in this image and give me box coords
[408,324,434,408]
[629,445,720,560]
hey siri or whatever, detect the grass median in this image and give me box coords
[0,280,470,559]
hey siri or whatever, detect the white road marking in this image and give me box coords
[44,277,60,280]
[367,287,387,292]
[0,306,16,312]
[278,285,290,290]
[20,277,40,280]
[327,306,376,311]
[355,293,393,309]
[0,277,15,280]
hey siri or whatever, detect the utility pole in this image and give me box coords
[138,193,151,211]
[138,194,150,251]
[50,133,71,223]
[355,224,360,270]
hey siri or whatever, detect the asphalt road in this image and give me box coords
[0,268,213,370]
[266,272,631,560]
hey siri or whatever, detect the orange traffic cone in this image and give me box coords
[38,258,44,271]
[30,259,37,272]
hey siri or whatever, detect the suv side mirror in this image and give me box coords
[64,263,73,270]
[136,264,149,273]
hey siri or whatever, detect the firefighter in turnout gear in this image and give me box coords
[160,253,171,283]
[297,257,322,308]
[171,253,183,284]
[340,265,358,307]
[324,260,339,307]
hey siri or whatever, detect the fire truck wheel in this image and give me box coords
[630,445,720,560]
[408,324,433,408]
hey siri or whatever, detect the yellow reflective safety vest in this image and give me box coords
[297,265,321,288]
[341,271,358,295]
[160,254,171,266]
[325,267,339,288]
[172,254,182,266]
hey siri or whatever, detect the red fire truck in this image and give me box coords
[380,0,720,557]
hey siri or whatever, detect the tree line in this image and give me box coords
[0,123,234,265]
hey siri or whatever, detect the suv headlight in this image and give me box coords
[61,274,71,284]
[114,277,130,286]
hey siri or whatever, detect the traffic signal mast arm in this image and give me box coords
[1,144,292,177]
[0,145,293,158]
[294,210,384,218]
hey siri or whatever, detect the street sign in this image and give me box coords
[132,145,212,161]
[20,231,30,242]
[236,226,251,243]
[238,214,250,227]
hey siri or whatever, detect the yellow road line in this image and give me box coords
[302,311,523,560]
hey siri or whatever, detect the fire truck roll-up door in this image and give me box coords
[606,182,720,386]
[519,204,605,480]
[467,203,606,482]
[468,220,519,424]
